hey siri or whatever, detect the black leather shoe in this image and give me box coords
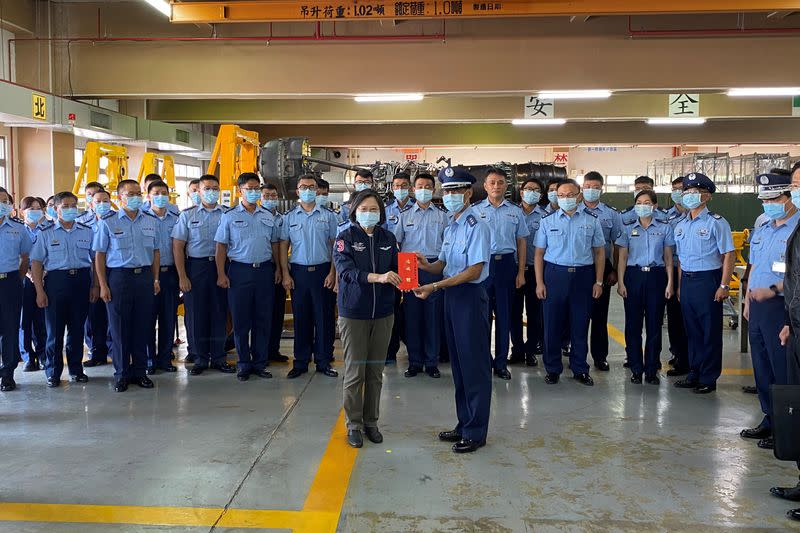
[622,360,631,368]
[674,379,698,389]
[134,377,154,389]
[595,361,610,372]
[789,508,800,521]
[526,355,539,367]
[254,369,273,379]
[438,430,462,442]
[693,384,716,394]
[0,376,15,392]
[317,367,338,378]
[631,374,643,384]
[758,437,775,449]
[740,425,772,440]
[545,373,560,385]
[453,438,485,454]
[574,373,594,386]
[771,482,800,502]
[347,430,363,448]
[237,372,250,382]
[287,367,308,379]
[211,362,236,374]
[114,379,128,392]
[645,375,660,385]
[269,353,289,363]
[561,346,571,358]
[83,358,106,367]
[667,368,689,377]
[72,373,89,383]
[742,385,758,394]
[364,426,383,443]
[494,368,512,380]
[157,365,178,373]
[426,367,441,379]
[46,377,60,388]
[508,352,525,364]
[23,360,40,372]
[189,365,207,376]
[184,354,196,363]
[146,367,156,375]
[404,367,421,378]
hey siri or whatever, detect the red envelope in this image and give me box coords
[397,252,419,291]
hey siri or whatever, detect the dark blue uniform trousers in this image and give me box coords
[0,272,23,379]
[269,282,287,357]
[666,265,688,370]
[107,268,155,380]
[486,253,516,371]
[228,260,274,373]
[19,276,45,363]
[84,268,111,363]
[290,263,333,370]
[510,265,542,358]
[403,263,443,370]
[749,297,788,429]
[43,269,90,379]
[623,267,667,377]
[147,265,179,369]
[542,263,593,376]
[185,257,228,367]
[680,269,723,386]
[589,259,614,364]
[444,283,492,443]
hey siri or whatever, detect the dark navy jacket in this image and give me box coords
[334,224,398,320]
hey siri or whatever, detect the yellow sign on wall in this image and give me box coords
[32,94,47,121]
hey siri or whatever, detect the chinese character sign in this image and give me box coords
[668,94,700,117]
[523,96,555,119]
[553,152,568,166]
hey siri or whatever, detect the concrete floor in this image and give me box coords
[1,296,799,532]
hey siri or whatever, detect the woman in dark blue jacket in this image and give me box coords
[333,190,400,448]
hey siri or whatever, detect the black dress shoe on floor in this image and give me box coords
[508,353,524,364]
[287,367,308,379]
[134,377,154,389]
[453,438,485,454]
[742,385,758,394]
[364,426,383,443]
[771,483,800,502]
[526,355,539,367]
[667,368,689,377]
[622,360,631,369]
[211,362,236,374]
[404,367,421,378]
[630,374,643,384]
[758,437,775,450]
[347,430,363,448]
[645,375,660,385]
[157,365,178,373]
[23,361,40,372]
[426,367,441,379]
[574,373,594,386]
[545,373,560,385]
[438,430,462,442]
[693,384,716,394]
[0,377,15,392]
[789,508,800,521]
[254,369,273,379]
[72,373,89,383]
[317,367,338,378]
[595,361,610,372]
[740,425,772,440]
[674,379,698,389]
[494,369,512,380]
[114,380,128,392]
[46,377,60,388]
[189,365,207,376]
[269,353,289,363]
[237,372,250,382]
[184,354,196,363]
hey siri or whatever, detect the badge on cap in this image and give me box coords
[444,168,454,178]
[760,175,770,185]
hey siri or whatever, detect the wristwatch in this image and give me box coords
[719,284,730,290]
[432,282,439,292]
[769,284,780,295]
[595,281,603,287]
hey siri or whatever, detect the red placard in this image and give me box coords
[397,252,419,291]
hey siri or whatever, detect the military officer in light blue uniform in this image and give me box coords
[141,173,181,215]
[665,176,690,376]
[740,173,799,447]
[0,187,33,392]
[31,191,95,387]
[534,179,606,387]
[215,172,281,381]
[82,187,114,368]
[93,179,161,392]
[620,176,669,225]
[76,181,106,224]
[545,180,561,214]
[393,172,448,378]
[413,166,492,454]
[339,169,374,224]
[673,173,735,394]
[18,196,47,372]
[473,167,529,380]
[261,183,289,363]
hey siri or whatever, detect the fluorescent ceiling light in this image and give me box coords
[354,93,424,103]
[646,117,706,125]
[143,0,171,17]
[72,127,129,141]
[538,90,612,99]
[512,119,567,126]
[727,87,800,97]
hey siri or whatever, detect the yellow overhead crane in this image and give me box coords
[137,152,179,205]
[206,124,260,207]
[73,141,129,205]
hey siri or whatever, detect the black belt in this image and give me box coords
[630,266,665,272]
[232,260,272,269]
[110,267,148,274]
[291,263,328,272]
[187,256,215,262]
[493,253,513,261]
[52,268,89,276]
[160,265,176,272]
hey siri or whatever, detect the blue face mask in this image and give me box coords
[316,195,329,207]
[151,195,169,209]
[634,204,654,218]
[61,207,79,222]
[95,202,111,216]
[202,190,220,205]
[557,197,578,212]
[124,196,142,211]
[0,203,11,218]
[243,190,262,204]
[671,190,683,206]
[792,189,800,210]
[356,211,380,228]
[415,188,433,203]
[263,199,278,211]
[25,210,43,224]
[190,192,202,206]
[298,189,317,204]
[46,206,57,219]
[522,190,541,205]
[763,201,787,221]
[582,188,601,202]
[394,189,409,202]
[443,193,465,213]
[682,192,702,209]
[547,191,559,204]
[355,182,371,192]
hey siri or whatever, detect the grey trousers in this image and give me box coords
[339,314,394,431]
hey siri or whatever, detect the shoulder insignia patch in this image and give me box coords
[466,214,478,227]
[709,212,722,219]
[101,211,115,220]
[583,210,598,218]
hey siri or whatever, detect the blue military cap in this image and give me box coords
[756,172,791,200]
[438,166,476,189]
[683,172,716,194]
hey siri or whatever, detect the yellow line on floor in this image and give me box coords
[607,323,626,348]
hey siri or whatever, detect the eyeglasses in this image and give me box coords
[241,187,261,192]
[557,192,580,199]
[121,192,142,198]
[298,185,317,191]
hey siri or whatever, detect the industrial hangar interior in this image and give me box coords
[1,0,800,531]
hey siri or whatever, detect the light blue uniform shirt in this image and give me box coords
[580,202,622,259]
[534,208,606,267]
[141,200,181,216]
[339,202,351,224]
[280,204,339,265]
[385,198,415,234]
[473,199,529,255]
[77,209,98,225]
[621,206,669,225]
[438,206,490,284]
[673,207,734,272]
[748,212,800,290]
[214,204,280,264]
[92,210,160,268]
[616,219,675,267]
[0,217,33,272]
[171,205,225,259]
[149,207,179,266]
[393,201,449,258]
[30,221,94,270]
[521,205,547,266]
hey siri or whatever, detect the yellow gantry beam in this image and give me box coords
[171,0,800,23]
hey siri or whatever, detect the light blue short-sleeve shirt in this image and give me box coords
[581,202,622,259]
[30,221,94,270]
[521,206,547,266]
[616,219,675,267]
[437,206,490,284]
[214,204,279,264]
[149,208,179,266]
[473,199,529,255]
[280,204,339,265]
[748,212,800,290]
[393,202,449,259]
[673,208,734,272]
[92,210,160,268]
[534,208,606,267]
[0,217,33,272]
[171,205,225,259]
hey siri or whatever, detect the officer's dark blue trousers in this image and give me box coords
[107,268,155,380]
[84,269,111,363]
[589,259,614,364]
[147,265,179,369]
[185,257,228,366]
[290,262,332,370]
[0,272,23,379]
[444,283,492,442]
[749,297,788,428]
[183,295,196,359]
[44,269,90,379]
[666,265,688,369]
[542,263,593,376]
[623,267,667,377]
[386,288,404,361]
[486,253,515,371]
[404,262,443,370]
[269,282,287,357]
[228,260,274,373]
[680,269,723,386]
[19,276,45,363]
[510,265,542,357]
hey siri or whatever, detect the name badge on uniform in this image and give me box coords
[631,229,639,237]
[233,220,247,227]
[698,229,709,237]
[773,261,787,274]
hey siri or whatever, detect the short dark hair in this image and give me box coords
[355,169,374,180]
[547,178,567,191]
[46,195,54,204]
[0,187,8,202]
[770,168,791,176]
[199,174,220,185]
[117,179,139,193]
[297,174,317,185]
[236,172,261,187]
[485,166,508,180]
[261,183,278,192]
[144,173,162,185]
[556,179,581,193]
[792,162,800,175]
[583,171,604,185]
[85,181,105,193]
[20,196,43,211]
[634,189,658,204]
[316,177,330,190]
[634,175,655,187]
[147,180,169,194]
[414,173,435,188]
[188,178,201,187]
[521,177,544,191]
[393,172,411,183]
[93,189,111,200]
[54,191,78,206]
[671,176,684,186]
[348,190,386,226]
